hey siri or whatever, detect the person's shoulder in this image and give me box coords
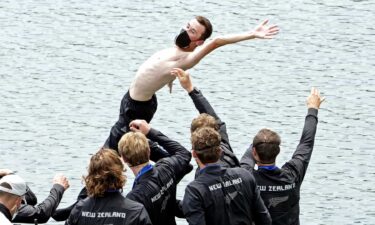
[124,197,146,210]
[155,158,178,175]
[227,167,256,181]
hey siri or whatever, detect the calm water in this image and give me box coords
[1,0,374,224]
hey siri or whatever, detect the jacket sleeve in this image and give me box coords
[189,88,240,168]
[247,172,272,225]
[283,108,319,182]
[147,128,192,182]
[240,145,256,171]
[149,139,171,162]
[13,184,65,223]
[64,200,84,225]
[182,185,206,225]
[24,185,38,206]
[137,206,153,225]
[189,88,230,144]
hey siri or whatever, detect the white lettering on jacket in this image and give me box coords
[257,183,296,192]
[151,178,174,203]
[208,178,243,191]
[81,211,126,219]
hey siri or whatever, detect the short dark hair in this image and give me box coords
[253,128,281,163]
[191,127,221,164]
[191,113,218,133]
[196,16,212,40]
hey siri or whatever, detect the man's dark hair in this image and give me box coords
[253,128,281,163]
[196,16,212,40]
[191,127,221,164]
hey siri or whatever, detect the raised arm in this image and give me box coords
[186,19,279,65]
[13,174,70,224]
[130,120,192,180]
[284,87,325,182]
[240,145,256,171]
[171,68,240,168]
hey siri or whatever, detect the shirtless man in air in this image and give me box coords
[104,16,279,151]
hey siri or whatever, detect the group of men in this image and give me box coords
[0,15,324,225]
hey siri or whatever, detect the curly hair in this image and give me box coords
[191,127,222,164]
[191,113,218,133]
[84,148,126,197]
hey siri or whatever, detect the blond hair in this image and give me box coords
[118,132,150,167]
[191,113,218,133]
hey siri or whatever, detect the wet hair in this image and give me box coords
[85,148,126,197]
[191,113,218,133]
[195,16,212,40]
[118,132,150,167]
[253,128,281,163]
[191,127,222,164]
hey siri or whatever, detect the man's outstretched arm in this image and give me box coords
[284,87,325,182]
[186,19,279,66]
[13,174,70,224]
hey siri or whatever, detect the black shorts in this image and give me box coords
[104,91,158,151]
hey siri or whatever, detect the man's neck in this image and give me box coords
[175,45,195,52]
[130,162,150,176]
[257,162,275,167]
[198,161,218,170]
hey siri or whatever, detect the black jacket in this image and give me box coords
[240,108,319,225]
[65,191,151,225]
[189,87,240,170]
[182,165,271,225]
[0,203,11,221]
[126,128,192,225]
[13,184,65,224]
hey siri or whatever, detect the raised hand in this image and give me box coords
[53,174,70,190]
[129,119,151,135]
[170,68,194,93]
[252,19,279,39]
[306,87,325,109]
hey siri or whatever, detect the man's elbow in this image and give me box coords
[212,37,226,47]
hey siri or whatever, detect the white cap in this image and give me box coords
[0,174,27,196]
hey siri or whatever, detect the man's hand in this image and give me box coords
[170,68,194,93]
[129,119,151,135]
[252,19,279,39]
[0,169,14,177]
[307,87,325,109]
[53,174,70,191]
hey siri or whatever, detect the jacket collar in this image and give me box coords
[0,203,11,221]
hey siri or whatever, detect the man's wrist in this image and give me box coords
[187,86,196,94]
[188,87,199,95]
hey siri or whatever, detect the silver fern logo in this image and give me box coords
[268,196,289,208]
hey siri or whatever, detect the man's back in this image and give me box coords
[127,158,180,225]
[251,167,301,225]
[240,91,323,225]
[183,165,271,225]
[65,191,151,225]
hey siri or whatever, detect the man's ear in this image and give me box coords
[252,147,258,159]
[192,150,198,158]
[196,40,204,46]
